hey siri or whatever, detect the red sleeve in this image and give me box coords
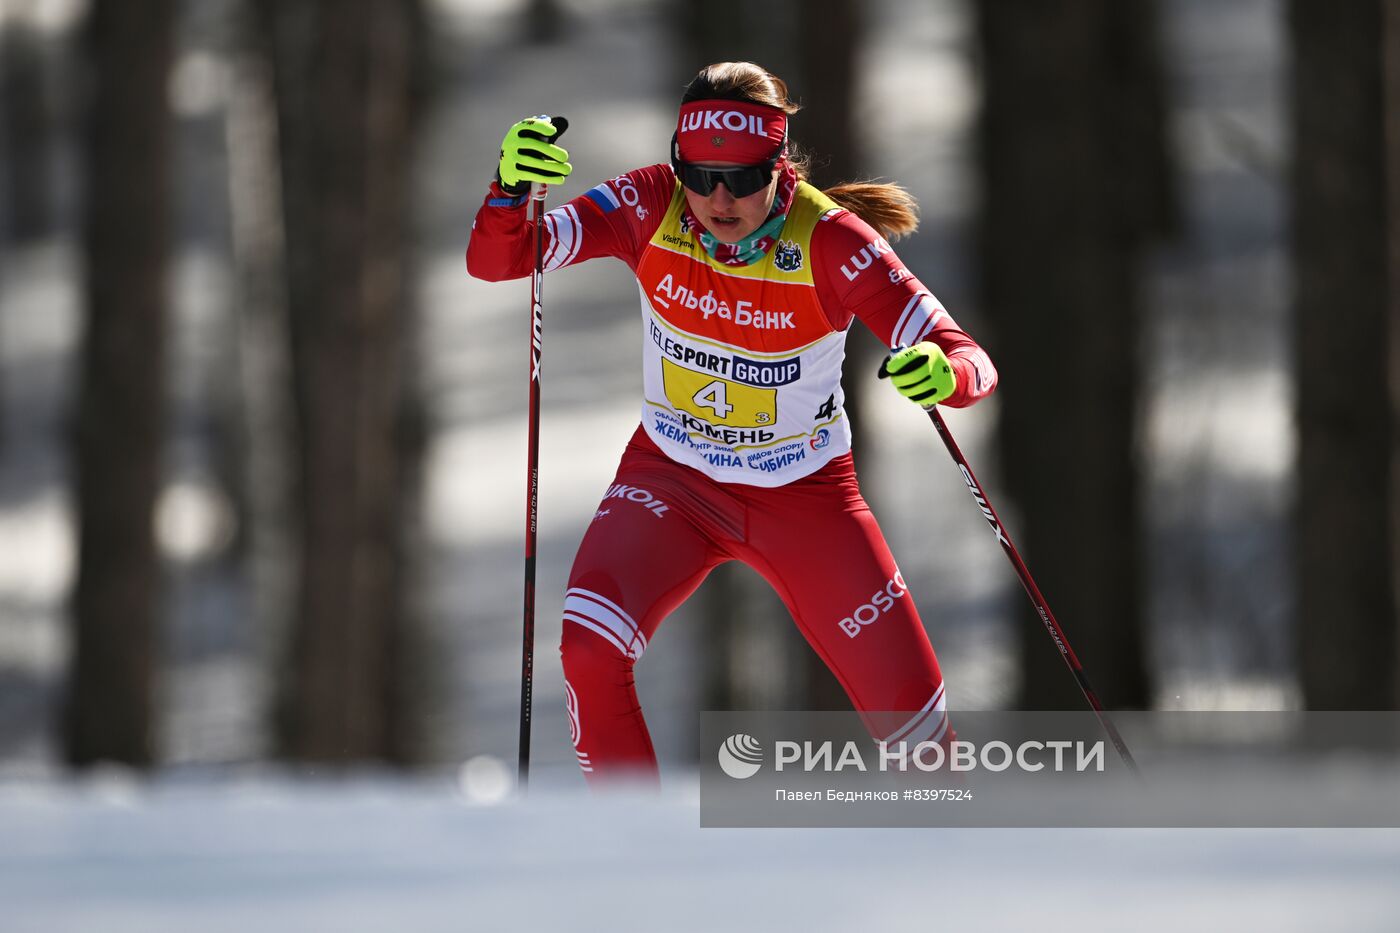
[465,164,675,282]
[812,208,998,409]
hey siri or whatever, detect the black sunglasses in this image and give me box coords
[670,132,783,198]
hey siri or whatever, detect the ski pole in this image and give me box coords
[517,116,567,793]
[926,406,1140,775]
[518,181,545,793]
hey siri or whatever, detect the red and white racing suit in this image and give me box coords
[467,164,997,785]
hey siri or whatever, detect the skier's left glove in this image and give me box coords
[878,342,957,409]
[496,115,571,195]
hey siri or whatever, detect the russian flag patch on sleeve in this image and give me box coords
[584,183,622,214]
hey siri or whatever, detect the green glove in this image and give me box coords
[497,115,571,195]
[878,342,957,408]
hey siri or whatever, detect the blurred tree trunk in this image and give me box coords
[1291,0,1399,709]
[65,0,175,768]
[1390,0,1400,710]
[1388,0,1400,708]
[1,10,51,242]
[976,0,1174,709]
[669,1,800,96]
[796,3,860,191]
[523,0,564,45]
[256,0,428,762]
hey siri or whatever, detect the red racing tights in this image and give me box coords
[560,428,951,786]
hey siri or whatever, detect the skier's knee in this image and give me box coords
[560,618,640,679]
[558,586,647,676]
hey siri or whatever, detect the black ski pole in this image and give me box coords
[517,116,567,793]
[926,406,1140,775]
[518,180,545,793]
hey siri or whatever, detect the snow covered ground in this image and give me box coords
[2,772,1399,933]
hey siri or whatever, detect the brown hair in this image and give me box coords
[680,62,919,240]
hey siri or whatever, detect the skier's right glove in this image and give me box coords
[496,115,571,195]
[878,342,957,409]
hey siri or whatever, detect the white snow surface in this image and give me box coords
[1,773,1398,933]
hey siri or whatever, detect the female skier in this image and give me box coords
[467,62,997,786]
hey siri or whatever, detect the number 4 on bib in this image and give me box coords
[661,359,776,427]
[692,381,734,418]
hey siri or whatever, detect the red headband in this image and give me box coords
[676,100,787,165]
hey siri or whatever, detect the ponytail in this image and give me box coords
[787,147,920,240]
[820,182,920,241]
